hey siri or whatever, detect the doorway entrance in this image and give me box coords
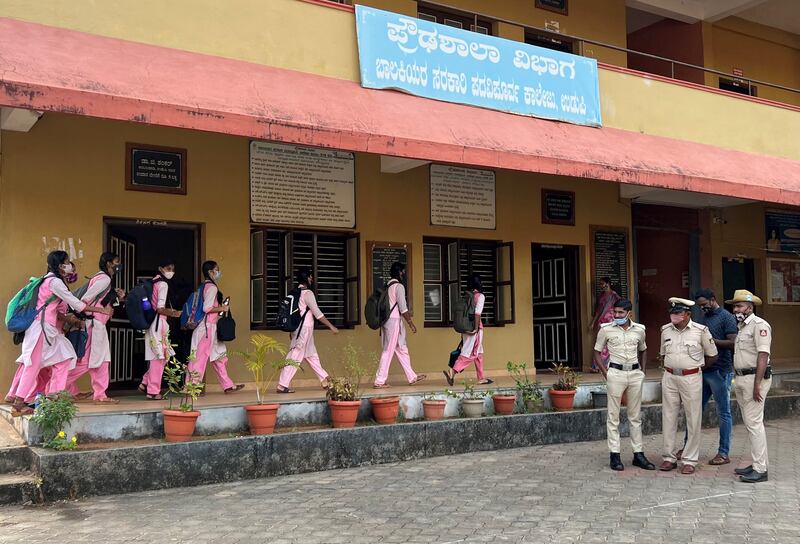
[532,244,581,370]
[722,257,756,311]
[104,218,202,390]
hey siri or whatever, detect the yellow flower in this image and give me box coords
[57,431,65,438]
[71,437,77,443]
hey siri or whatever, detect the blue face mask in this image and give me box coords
[613,317,628,326]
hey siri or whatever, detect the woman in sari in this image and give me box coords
[589,277,620,372]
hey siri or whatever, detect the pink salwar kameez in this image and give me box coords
[374,281,419,386]
[278,288,330,389]
[186,282,235,390]
[452,291,486,380]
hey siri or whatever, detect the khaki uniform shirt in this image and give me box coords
[660,320,717,370]
[594,320,647,366]
[734,314,771,370]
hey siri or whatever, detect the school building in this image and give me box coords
[0,0,799,393]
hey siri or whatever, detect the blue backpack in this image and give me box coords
[181,282,210,330]
[6,276,57,334]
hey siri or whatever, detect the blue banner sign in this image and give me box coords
[355,5,602,127]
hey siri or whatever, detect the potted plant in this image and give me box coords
[370,394,401,424]
[230,334,299,435]
[326,341,369,428]
[549,362,579,411]
[448,380,490,418]
[506,361,544,413]
[162,354,205,442]
[421,392,448,421]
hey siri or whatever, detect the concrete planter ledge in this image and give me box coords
[30,392,800,502]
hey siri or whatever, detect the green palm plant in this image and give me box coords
[230,334,299,404]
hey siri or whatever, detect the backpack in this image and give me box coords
[5,276,57,333]
[275,288,309,333]
[364,280,399,330]
[125,279,157,331]
[452,291,476,334]
[180,282,210,330]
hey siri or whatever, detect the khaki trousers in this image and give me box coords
[662,371,703,466]
[606,368,644,453]
[734,374,771,473]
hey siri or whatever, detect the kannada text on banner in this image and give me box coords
[355,5,602,127]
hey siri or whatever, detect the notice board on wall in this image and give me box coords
[249,141,355,228]
[591,226,629,298]
[367,241,412,309]
[768,257,800,305]
[429,164,496,229]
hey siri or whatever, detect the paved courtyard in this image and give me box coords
[2,418,800,543]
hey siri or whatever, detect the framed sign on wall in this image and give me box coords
[542,189,575,226]
[366,241,412,310]
[536,0,568,16]
[767,257,800,305]
[125,143,187,195]
[590,226,630,299]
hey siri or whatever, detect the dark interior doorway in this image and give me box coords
[722,257,756,312]
[532,244,581,370]
[104,218,201,390]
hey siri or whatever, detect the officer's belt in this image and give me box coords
[664,367,700,376]
[735,366,771,376]
[608,362,640,371]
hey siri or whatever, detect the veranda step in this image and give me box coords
[0,472,38,505]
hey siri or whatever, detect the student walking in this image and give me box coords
[185,260,244,393]
[444,274,493,386]
[276,268,337,394]
[9,251,106,416]
[65,252,126,404]
[373,262,426,388]
[140,259,182,400]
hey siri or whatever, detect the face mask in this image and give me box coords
[213,270,222,280]
[162,271,175,280]
[734,312,746,323]
[613,318,628,326]
[112,264,122,274]
[66,273,78,284]
[62,263,75,275]
[669,314,685,326]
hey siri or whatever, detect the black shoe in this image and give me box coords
[632,452,656,470]
[610,453,624,471]
[734,465,754,476]
[740,470,768,483]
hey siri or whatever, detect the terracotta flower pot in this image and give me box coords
[492,394,517,415]
[162,409,200,442]
[328,399,362,428]
[422,399,447,420]
[549,389,577,412]
[245,404,279,435]
[369,396,400,424]
[461,398,485,418]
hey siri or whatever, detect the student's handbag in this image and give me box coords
[448,341,463,369]
[66,324,89,359]
[217,310,236,342]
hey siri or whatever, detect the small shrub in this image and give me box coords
[31,392,78,448]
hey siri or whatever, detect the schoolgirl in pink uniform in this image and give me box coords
[444,274,493,386]
[276,268,338,394]
[139,259,182,400]
[9,251,107,416]
[373,262,426,388]
[65,252,126,404]
[186,260,244,393]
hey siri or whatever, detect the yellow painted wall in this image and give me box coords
[0,113,633,391]
[704,17,800,106]
[1,0,796,162]
[705,203,800,365]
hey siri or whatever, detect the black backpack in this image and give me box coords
[364,280,399,330]
[125,279,157,331]
[452,291,476,334]
[275,287,309,333]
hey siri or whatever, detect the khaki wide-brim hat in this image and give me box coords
[725,289,762,306]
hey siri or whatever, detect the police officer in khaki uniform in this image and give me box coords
[659,297,718,474]
[594,298,656,471]
[727,290,772,483]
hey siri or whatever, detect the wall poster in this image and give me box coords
[765,209,800,254]
[430,164,496,229]
[767,257,800,305]
[590,226,629,299]
[249,141,355,228]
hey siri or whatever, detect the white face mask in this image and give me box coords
[62,263,75,274]
[734,312,747,323]
[213,270,222,280]
[162,271,175,280]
